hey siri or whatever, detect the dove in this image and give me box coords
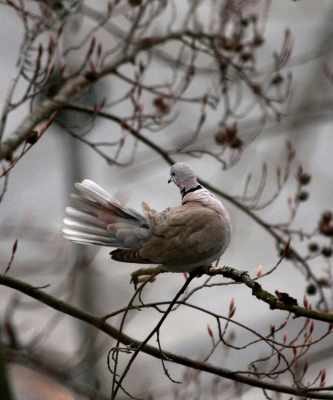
[62,163,232,272]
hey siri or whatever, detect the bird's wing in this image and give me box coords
[111,202,229,267]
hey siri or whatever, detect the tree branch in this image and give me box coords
[206,266,333,323]
[0,273,332,399]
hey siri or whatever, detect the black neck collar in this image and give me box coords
[181,184,202,199]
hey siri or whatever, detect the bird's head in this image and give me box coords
[168,163,199,196]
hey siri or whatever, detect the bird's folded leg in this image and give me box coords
[131,265,166,289]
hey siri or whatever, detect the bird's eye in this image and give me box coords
[172,172,175,176]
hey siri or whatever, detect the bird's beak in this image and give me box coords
[168,177,172,184]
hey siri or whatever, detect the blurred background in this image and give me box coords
[1,1,333,399]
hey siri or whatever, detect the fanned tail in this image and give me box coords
[62,180,150,249]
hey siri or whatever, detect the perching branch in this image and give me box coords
[0,273,332,399]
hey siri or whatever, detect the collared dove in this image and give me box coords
[62,163,232,272]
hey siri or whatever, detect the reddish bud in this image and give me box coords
[12,239,18,254]
[218,37,234,51]
[322,211,332,223]
[320,224,333,236]
[303,294,308,309]
[229,298,234,313]
[256,265,262,277]
[308,242,319,252]
[97,43,102,58]
[320,369,326,387]
[241,52,254,63]
[317,278,329,287]
[229,298,236,318]
[283,238,291,254]
[38,43,43,58]
[270,325,275,338]
[48,36,55,55]
[230,137,243,149]
[153,97,169,115]
[86,37,96,60]
[25,131,38,145]
[253,35,264,47]
[215,123,242,149]
[296,165,311,185]
[39,111,57,136]
[297,191,309,202]
[59,63,66,75]
[303,360,308,375]
[207,324,214,339]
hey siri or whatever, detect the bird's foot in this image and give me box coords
[131,265,166,289]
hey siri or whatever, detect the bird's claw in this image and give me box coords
[130,266,165,289]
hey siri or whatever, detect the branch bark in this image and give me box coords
[206,266,333,323]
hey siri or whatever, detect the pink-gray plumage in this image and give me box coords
[62,163,232,272]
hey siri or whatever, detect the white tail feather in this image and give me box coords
[62,228,127,247]
[63,180,150,249]
[63,217,110,236]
